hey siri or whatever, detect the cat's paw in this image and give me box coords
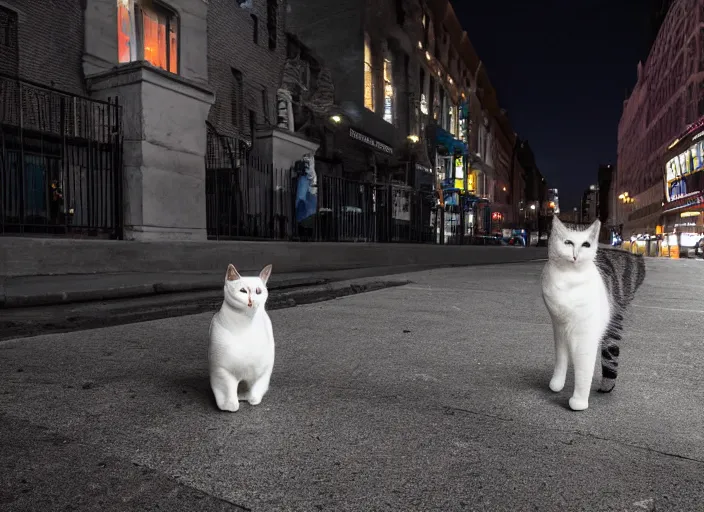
[597,378,616,393]
[549,378,565,392]
[568,397,589,411]
[248,396,262,406]
[218,399,240,412]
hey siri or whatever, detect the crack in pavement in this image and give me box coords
[128,460,253,512]
[441,403,704,466]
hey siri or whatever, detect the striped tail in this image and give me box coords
[597,252,646,393]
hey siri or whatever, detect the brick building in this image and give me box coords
[615,0,704,235]
[207,0,287,144]
[0,0,85,94]
[285,0,527,236]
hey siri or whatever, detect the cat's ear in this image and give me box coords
[588,219,601,241]
[551,215,566,234]
[226,264,241,282]
[259,264,273,285]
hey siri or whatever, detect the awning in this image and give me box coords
[428,125,468,155]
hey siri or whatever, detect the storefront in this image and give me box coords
[426,125,489,242]
[659,117,704,257]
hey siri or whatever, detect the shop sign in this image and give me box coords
[349,128,394,155]
[415,163,432,174]
[663,192,704,213]
[665,140,704,181]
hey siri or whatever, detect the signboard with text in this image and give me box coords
[349,128,394,155]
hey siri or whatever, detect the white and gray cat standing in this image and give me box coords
[208,264,275,412]
[541,217,645,411]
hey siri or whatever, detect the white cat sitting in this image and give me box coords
[541,217,610,411]
[208,263,275,412]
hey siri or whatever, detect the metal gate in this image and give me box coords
[0,74,123,237]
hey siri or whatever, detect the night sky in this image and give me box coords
[454,0,653,210]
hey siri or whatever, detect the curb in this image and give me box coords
[0,276,331,309]
[0,278,412,341]
[0,257,547,309]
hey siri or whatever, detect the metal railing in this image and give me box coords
[205,126,513,245]
[0,73,123,237]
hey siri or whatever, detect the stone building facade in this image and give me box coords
[615,0,704,234]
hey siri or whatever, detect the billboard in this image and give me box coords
[665,131,704,202]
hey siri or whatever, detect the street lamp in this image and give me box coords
[530,204,536,210]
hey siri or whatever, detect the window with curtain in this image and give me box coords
[117,0,179,74]
[364,33,375,111]
[383,53,394,124]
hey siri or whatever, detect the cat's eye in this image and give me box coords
[239,288,247,293]
[564,240,574,246]
[582,242,591,248]
[255,287,262,295]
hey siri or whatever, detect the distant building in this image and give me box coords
[547,188,560,215]
[615,0,703,236]
[516,139,547,232]
[580,184,599,224]
[597,164,615,224]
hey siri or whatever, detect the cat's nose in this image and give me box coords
[573,256,577,261]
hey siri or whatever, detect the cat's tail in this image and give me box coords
[599,312,623,393]
[598,251,646,394]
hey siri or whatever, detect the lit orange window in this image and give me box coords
[364,33,375,111]
[117,0,178,74]
[117,0,135,63]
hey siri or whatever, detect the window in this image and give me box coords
[364,33,375,111]
[231,68,243,130]
[261,87,270,125]
[249,109,256,139]
[267,0,277,50]
[383,53,394,124]
[0,6,18,77]
[419,68,428,115]
[252,14,259,44]
[117,0,179,74]
[449,104,456,135]
[395,0,405,26]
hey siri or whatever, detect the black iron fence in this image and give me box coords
[0,73,123,237]
[206,126,451,244]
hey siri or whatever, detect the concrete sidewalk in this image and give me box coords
[0,237,548,308]
[1,259,702,511]
[1,237,548,277]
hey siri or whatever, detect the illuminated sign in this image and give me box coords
[454,156,464,179]
[349,128,394,155]
[665,136,704,201]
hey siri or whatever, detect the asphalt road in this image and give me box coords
[1,258,703,511]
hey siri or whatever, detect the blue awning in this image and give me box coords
[434,126,468,155]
